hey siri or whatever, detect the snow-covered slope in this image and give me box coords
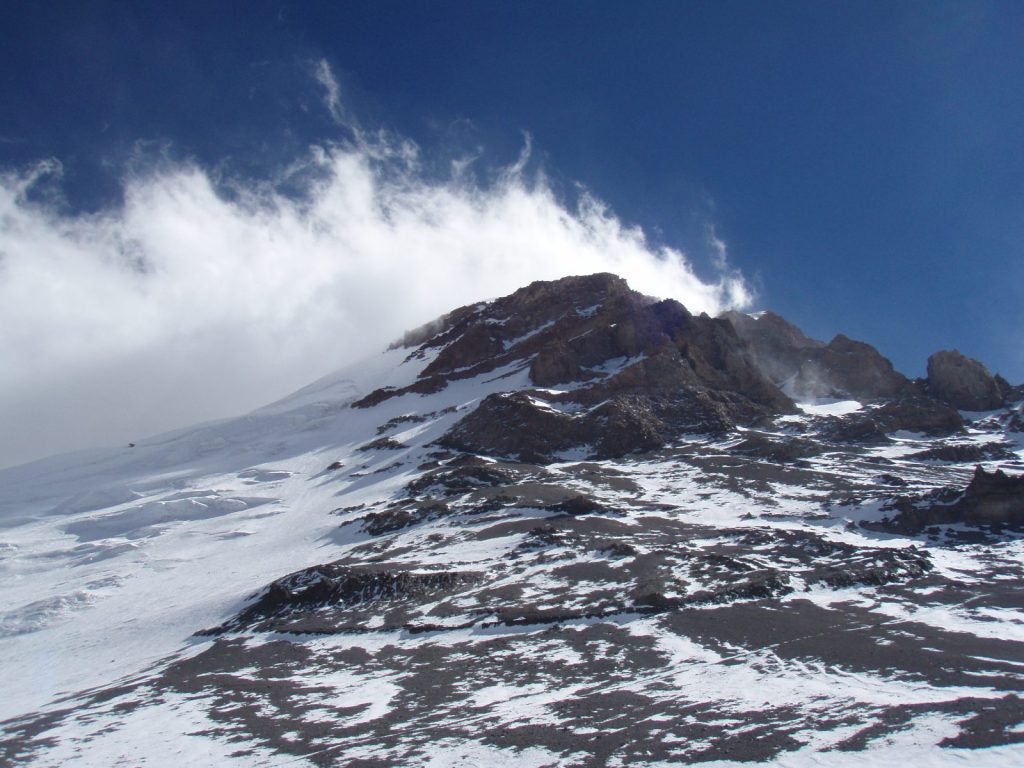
[2,274,1024,766]
[0,342,485,717]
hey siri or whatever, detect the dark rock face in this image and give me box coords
[730,432,823,463]
[359,274,1012,458]
[724,310,1024,438]
[721,310,824,387]
[959,466,1024,524]
[357,437,404,452]
[869,395,965,435]
[436,384,775,462]
[799,334,910,400]
[207,563,480,634]
[994,374,1024,404]
[360,500,452,536]
[725,313,912,400]
[909,443,1014,463]
[439,392,589,463]
[438,391,672,462]
[588,395,671,457]
[822,395,964,442]
[405,459,529,496]
[927,350,1006,411]
[548,494,618,516]
[870,466,1024,533]
[1009,408,1024,433]
[359,274,799,461]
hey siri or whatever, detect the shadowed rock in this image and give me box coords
[204,563,479,634]
[356,274,816,460]
[721,310,825,386]
[358,275,1014,456]
[958,466,1024,524]
[868,466,1024,533]
[359,275,794,431]
[730,432,824,463]
[437,391,670,462]
[725,312,911,400]
[927,350,1007,411]
[909,443,1015,463]
[823,395,964,442]
[797,334,910,400]
[359,500,452,536]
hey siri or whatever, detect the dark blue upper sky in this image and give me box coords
[4,0,1023,381]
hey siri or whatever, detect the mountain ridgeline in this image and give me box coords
[355,273,1019,461]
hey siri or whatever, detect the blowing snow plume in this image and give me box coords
[0,133,750,469]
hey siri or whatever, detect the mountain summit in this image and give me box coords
[362,272,792,462]
[2,274,1023,766]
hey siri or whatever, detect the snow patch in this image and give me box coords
[796,399,864,417]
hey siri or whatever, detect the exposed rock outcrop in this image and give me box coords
[721,310,824,386]
[822,394,964,442]
[927,350,1007,411]
[869,466,1024,533]
[205,563,480,634]
[358,274,800,459]
[439,392,588,463]
[358,275,1015,459]
[413,276,780,401]
[729,432,824,463]
[724,312,910,400]
[438,391,671,462]
[959,466,1024,522]
[360,500,452,536]
[797,334,910,400]
[908,443,1015,463]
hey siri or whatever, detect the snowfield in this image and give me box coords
[3,287,1024,766]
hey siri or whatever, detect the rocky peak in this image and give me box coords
[356,273,796,460]
[926,349,1008,411]
[804,334,911,400]
[396,274,643,381]
[362,273,788,407]
[724,314,910,400]
[721,310,824,386]
[355,274,1022,461]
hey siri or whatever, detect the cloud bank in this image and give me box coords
[0,130,750,468]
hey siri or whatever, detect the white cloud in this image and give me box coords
[0,132,750,468]
[314,57,345,125]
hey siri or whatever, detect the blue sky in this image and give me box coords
[1,1,1022,464]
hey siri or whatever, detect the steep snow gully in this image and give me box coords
[2,273,1024,767]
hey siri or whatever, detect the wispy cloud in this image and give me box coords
[313,58,345,125]
[0,107,750,468]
